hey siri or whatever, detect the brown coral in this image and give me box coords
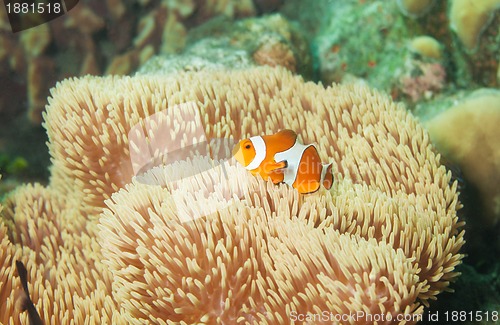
[0,0,258,125]
[2,66,464,323]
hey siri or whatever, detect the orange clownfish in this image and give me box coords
[232,129,334,194]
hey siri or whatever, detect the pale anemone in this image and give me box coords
[1,184,120,323]
[0,67,464,324]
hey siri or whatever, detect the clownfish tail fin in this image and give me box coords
[321,163,334,190]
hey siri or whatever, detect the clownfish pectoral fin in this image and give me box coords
[321,163,334,190]
[275,160,288,169]
[263,160,287,174]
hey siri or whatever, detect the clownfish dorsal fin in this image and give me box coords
[263,129,298,155]
[275,129,297,143]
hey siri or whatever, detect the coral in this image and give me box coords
[140,14,311,78]
[27,57,56,124]
[62,4,105,34]
[252,38,297,72]
[399,62,446,102]
[425,89,500,226]
[409,35,443,60]
[397,0,435,18]
[0,0,258,125]
[138,48,254,76]
[283,0,417,89]
[160,12,188,54]
[397,0,436,18]
[0,66,464,322]
[19,24,51,58]
[449,0,500,51]
[253,0,284,14]
[195,0,255,22]
[448,0,500,86]
[282,0,498,92]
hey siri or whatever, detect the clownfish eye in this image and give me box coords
[245,144,251,149]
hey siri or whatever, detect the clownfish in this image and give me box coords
[232,129,333,194]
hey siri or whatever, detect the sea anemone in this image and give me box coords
[1,66,464,323]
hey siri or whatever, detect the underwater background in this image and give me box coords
[0,0,499,324]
